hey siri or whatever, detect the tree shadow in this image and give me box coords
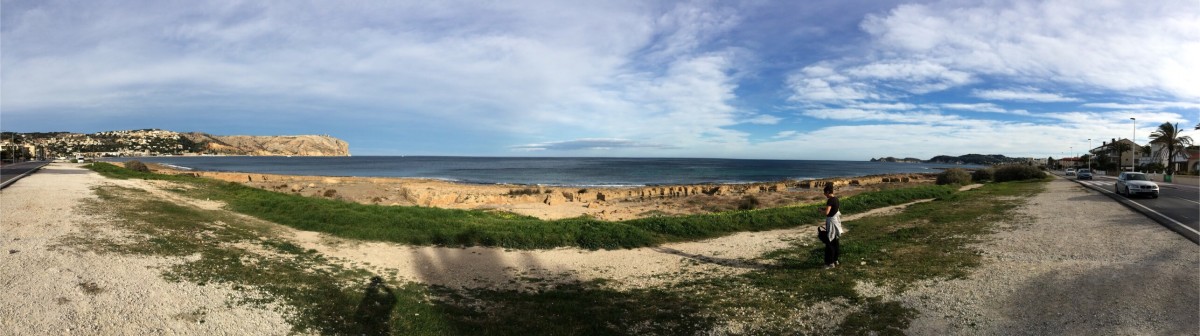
[404,246,716,335]
[649,246,771,270]
[996,249,1198,335]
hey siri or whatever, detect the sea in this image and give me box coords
[103,156,977,186]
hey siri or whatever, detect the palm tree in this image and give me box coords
[1149,122,1195,175]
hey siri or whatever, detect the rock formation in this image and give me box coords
[182,133,350,156]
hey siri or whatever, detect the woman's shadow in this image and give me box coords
[354,276,398,335]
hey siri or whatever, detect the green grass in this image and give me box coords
[86,162,955,250]
[71,163,1047,335]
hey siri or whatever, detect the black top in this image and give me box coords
[825,197,840,217]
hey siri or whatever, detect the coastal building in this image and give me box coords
[1091,138,1138,171]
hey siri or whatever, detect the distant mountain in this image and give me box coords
[869,157,923,163]
[869,154,1022,165]
[926,154,1020,165]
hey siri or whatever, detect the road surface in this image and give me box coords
[1070,174,1199,242]
[0,161,50,189]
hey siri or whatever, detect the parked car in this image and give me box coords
[1077,169,1093,180]
[1065,168,1076,176]
[1115,172,1159,198]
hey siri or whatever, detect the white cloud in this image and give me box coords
[1082,101,1200,110]
[971,89,1079,102]
[859,0,1200,99]
[512,138,674,151]
[772,130,798,139]
[801,108,961,124]
[940,103,1006,113]
[743,114,782,125]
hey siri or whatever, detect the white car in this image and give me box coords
[1115,172,1159,198]
[1065,168,1076,176]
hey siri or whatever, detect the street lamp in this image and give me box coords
[1087,138,1092,171]
[1130,117,1136,172]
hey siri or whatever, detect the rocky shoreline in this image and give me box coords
[151,164,936,220]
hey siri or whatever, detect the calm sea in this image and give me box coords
[104,156,974,186]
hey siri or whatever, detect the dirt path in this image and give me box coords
[859,177,1199,335]
[0,164,292,335]
[288,192,945,290]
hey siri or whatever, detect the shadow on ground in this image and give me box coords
[403,247,716,335]
[997,249,1199,334]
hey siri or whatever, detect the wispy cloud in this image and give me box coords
[512,138,675,151]
[1082,101,1200,110]
[971,89,1079,103]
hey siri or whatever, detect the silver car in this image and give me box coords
[1115,172,1159,198]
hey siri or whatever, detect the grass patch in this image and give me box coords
[71,163,1046,335]
[659,179,1045,334]
[86,162,955,250]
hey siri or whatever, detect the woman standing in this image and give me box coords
[818,183,844,269]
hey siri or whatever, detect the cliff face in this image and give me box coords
[183,133,350,156]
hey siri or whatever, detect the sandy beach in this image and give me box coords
[2,163,1196,335]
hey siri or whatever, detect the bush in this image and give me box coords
[936,168,972,185]
[124,160,150,173]
[507,188,541,196]
[971,168,994,182]
[737,195,760,210]
[993,165,1046,182]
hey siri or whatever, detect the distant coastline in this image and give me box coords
[106,156,979,186]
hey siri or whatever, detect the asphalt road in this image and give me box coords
[1070,174,1200,241]
[0,161,50,188]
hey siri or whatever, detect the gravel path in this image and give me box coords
[859,177,1199,335]
[0,164,292,335]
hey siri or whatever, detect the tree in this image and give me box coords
[1149,122,1194,176]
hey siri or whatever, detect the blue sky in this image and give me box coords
[2,0,1197,160]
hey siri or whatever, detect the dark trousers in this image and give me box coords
[818,230,840,265]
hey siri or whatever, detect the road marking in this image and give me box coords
[1172,196,1200,205]
[1124,199,1200,235]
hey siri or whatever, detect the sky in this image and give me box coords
[2,0,1198,160]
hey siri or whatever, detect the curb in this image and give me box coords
[1067,176,1200,244]
[0,162,49,190]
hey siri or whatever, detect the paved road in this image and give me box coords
[0,161,50,188]
[1071,174,1200,241]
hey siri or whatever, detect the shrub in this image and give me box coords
[936,168,972,185]
[737,195,760,210]
[124,160,150,173]
[993,165,1046,182]
[971,168,994,182]
[323,189,338,198]
[507,188,541,196]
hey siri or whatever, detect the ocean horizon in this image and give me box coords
[103,156,980,186]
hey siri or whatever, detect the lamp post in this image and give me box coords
[1130,117,1136,172]
[1087,138,1092,171]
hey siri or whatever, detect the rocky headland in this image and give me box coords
[180,133,350,156]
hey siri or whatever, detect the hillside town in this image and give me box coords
[0,129,204,162]
[0,129,351,162]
